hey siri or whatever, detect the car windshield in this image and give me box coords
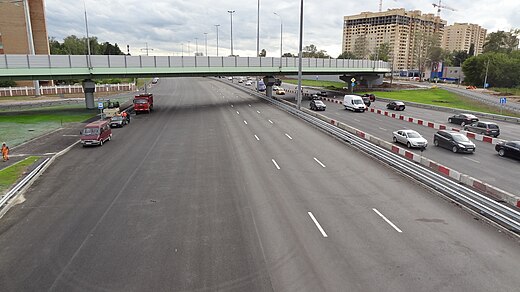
[82,128,99,135]
[452,134,470,142]
[353,99,364,105]
[406,132,421,138]
[111,116,123,121]
[134,99,148,104]
[315,101,325,105]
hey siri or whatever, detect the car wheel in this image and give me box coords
[100,140,103,146]
[498,149,505,157]
[448,118,452,123]
[434,139,439,146]
[108,135,112,141]
[407,142,411,148]
[393,136,397,143]
[452,146,458,153]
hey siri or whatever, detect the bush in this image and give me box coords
[0,80,17,87]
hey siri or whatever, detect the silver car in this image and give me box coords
[393,129,428,148]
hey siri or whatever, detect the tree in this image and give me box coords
[282,52,294,57]
[369,43,391,61]
[483,30,520,54]
[302,44,330,58]
[338,51,357,59]
[259,49,266,57]
[468,43,475,56]
[412,32,441,79]
[49,35,125,55]
[452,50,469,66]
[353,35,369,59]
[463,52,520,88]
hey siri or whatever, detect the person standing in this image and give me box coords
[2,143,9,162]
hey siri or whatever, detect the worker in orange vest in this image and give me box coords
[2,143,9,161]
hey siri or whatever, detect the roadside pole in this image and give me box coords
[98,102,104,120]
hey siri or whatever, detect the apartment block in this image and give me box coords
[442,23,486,55]
[342,9,446,71]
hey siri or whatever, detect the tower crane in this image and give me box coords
[379,0,398,12]
[432,0,456,17]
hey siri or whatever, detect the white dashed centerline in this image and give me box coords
[285,133,293,140]
[244,120,248,125]
[379,127,387,131]
[308,212,328,238]
[268,119,273,124]
[313,157,326,168]
[463,157,480,164]
[254,135,260,141]
[257,110,261,114]
[271,159,281,170]
[231,104,234,108]
[236,111,240,115]
[372,208,403,233]
[248,104,251,107]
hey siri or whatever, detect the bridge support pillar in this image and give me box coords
[82,79,96,109]
[263,76,276,99]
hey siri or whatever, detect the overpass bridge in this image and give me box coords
[0,54,390,108]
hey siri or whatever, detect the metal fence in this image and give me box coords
[0,55,390,70]
[0,83,136,97]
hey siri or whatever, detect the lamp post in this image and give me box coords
[256,0,260,57]
[483,58,490,89]
[188,41,191,55]
[204,32,208,56]
[215,24,220,56]
[228,10,235,56]
[273,12,283,64]
[296,0,304,110]
[195,37,198,55]
[181,43,184,56]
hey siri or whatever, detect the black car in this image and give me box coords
[463,121,500,137]
[361,95,371,107]
[316,91,328,97]
[387,101,405,111]
[310,99,326,111]
[448,113,479,126]
[433,130,475,153]
[110,116,127,128]
[495,141,520,159]
[362,93,376,102]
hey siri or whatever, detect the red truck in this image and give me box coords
[133,93,154,114]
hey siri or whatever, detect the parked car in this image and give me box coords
[362,93,376,102]
[433,130,475,153]
[80,120,112,147]
[360,95,371,107]
[275,88,286,95]
[310,99,326,111]
[387,101,405,111]
[316,91,328,97]
[109,115,127,128]
[447,113,479,126]
[495,141,520,159]
[392,129,428,149]
[463,121,500,137]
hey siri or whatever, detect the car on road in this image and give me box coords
[463,121,500,137]
[316,91,328,97]
[275,88,286,95]
[362,93,376,102]
[227,77,233,80]
[360,95,371,107]
[343,95,366,112]
[245,81,252,86]
[80,120,112,147]
[447,113,479,126]
[495,141,520,159]
[151,77,159,84]
[310,99,326,111]
[109,115,127,128]
[433,130,475,153]
[386,101,405,111]
[392,129,428,149]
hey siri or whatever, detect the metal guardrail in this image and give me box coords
[225,80,520,234]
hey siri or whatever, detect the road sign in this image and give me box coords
[351,82,356,87]
[98,102,104,109]
[485,83,490,88]
[351,78,356,83]
[499,97,507,104]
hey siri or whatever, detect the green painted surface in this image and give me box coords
[0,156,40,194]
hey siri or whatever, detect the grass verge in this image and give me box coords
[283,79,346,90]
[0,156,40,194]
[489,87,520,96]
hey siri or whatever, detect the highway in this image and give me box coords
[268,85,520,196]
[0,78,519,291]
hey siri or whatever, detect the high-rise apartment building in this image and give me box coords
[342,9,446,71]
[442,23,486,55]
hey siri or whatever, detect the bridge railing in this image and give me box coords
[0,55,390,70]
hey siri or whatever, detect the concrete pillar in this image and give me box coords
[266,85,273,98]
[82,79,96,109]
[263,76,276,99]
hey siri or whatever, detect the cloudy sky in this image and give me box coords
[45,0,519,57]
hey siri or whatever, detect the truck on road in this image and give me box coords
[133,93,154,114]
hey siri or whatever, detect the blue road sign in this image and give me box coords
[98,102,104,109]
[499,97,507,104]
[351,82,356,87]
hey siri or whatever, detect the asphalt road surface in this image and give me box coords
[0,78,519,291]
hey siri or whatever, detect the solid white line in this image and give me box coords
[254,135,260,141]
[248,104,251,107]
[268,119,273,124]
[244,120,248,125]
[231,104,234,107]
[379,127,387,131]
[354,118,360,122]
[271,159,280,170]
[308,212,328,237]
[62,134,79,137]
[463,157,480,164]
[285,133,293,140]
[313,157,326,168]
[257,110,261,114]
[236,111,240,115]
[372,208,403,233]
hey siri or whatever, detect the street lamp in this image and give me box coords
[181,43,184,56]
[188,41,191,55]
[215,24,220,56]
[195,37,198,55]
[204,32,208,56]
[296,0,304,110]
[256,0,260,57]
[228,10,235,56]
[273,12,283,64]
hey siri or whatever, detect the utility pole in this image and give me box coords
[215,24,220,56]
[140,43,153,56]
[195,38,199,55]
[228,10,235,56]
[296,0,304,110]
[204,32,208,56]
[483,58,490,89]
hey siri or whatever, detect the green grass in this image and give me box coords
[489,87,520,96]
[0,156,40,194]
[283,79,346,90]
[371,88,520,117]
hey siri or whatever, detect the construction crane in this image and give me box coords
[432,0,456,17]
[379,0,397,12]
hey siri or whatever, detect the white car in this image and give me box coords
[245,81,252,86]
[392,129,428,149]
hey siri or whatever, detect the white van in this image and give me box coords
[343,95,367,112]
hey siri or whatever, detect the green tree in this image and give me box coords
[413,32,441,79]
[463,52,520,88]
[483,30,520,54]
[468,43,475,56]
[49,35,125,55]
[302,44,330,58]
[282,52,294,57]
[369,43,391,61]
[259,49,266,57]
[338,51,357,59]
[452,50,469,66]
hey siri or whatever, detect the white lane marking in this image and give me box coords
[354,118,360,122]
[268,119,273,124]
[257,110,261,114]
[372,208,403,233]
[231,104,234,107]
[271,159,281,170]
[379,127,387,131]
[62,134,79,137]
[313,157,326,168]
[244,120,248,125]
[248,104,251,107]
[236,111,240,115]
[463,157,480,164]
[254,135,260,141]
[308,212,328,238]
[285,133,293,140]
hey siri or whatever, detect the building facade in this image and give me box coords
[442,23,486,55]
[342,9,446,71]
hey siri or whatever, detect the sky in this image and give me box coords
[45,0,519,58]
